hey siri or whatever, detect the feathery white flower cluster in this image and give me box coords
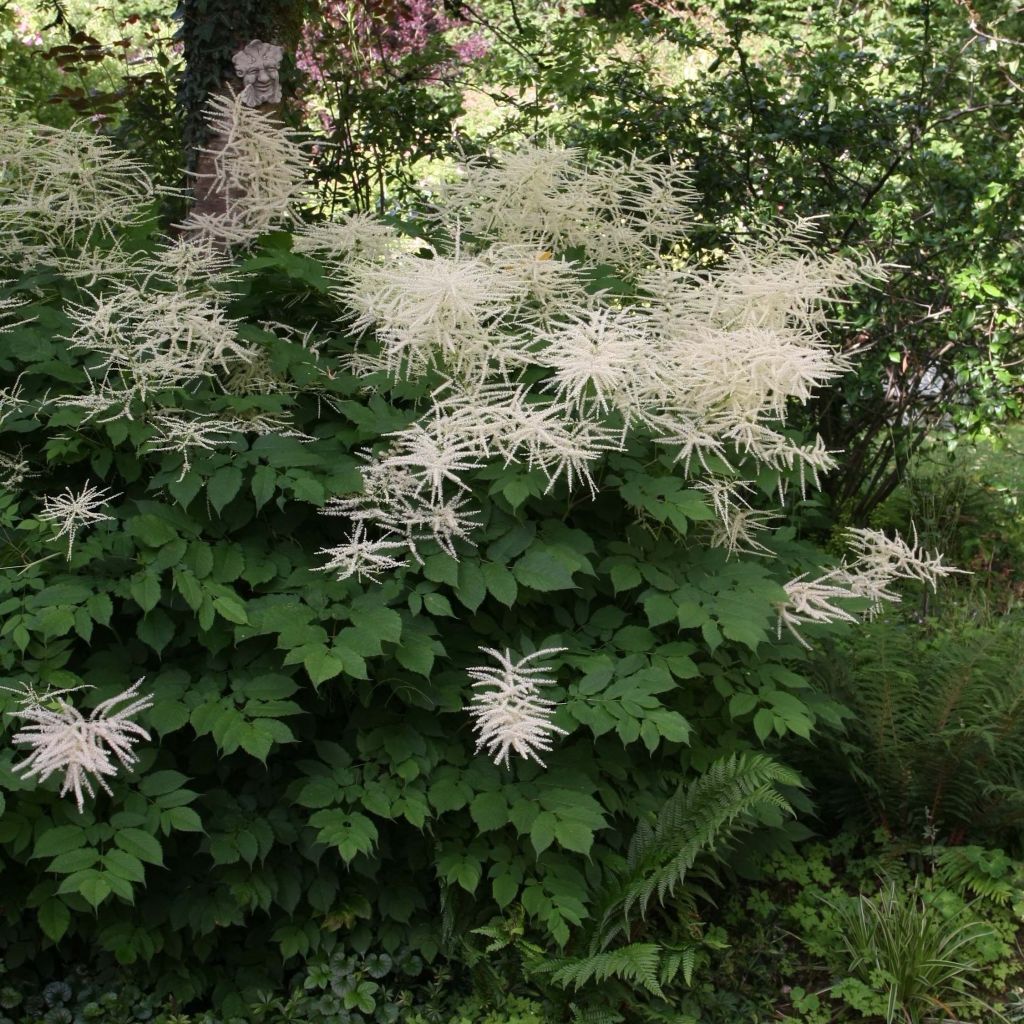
[38,481,118,557]
[432,144,695,267]
[53,232,314,469]
[465,646,568,768]
[0,450,32,490]
[0,116,159,261]
[292,213,415,271]
[777,524,968,647]
[5,678,153,812]
[315,144,881,577]
[0,292,29,334]
[64,283,255,407]
[178,93,308,246]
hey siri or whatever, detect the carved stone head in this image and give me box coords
[232,40,284,107]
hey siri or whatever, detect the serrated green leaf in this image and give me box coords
[130,573,161,613]
[481,562,517,605]
[78,874,112,909]
[554,820,594,855]
[162,806,203,833]
[251,464,276,509]
[102,848,146,882]
[304,648,345,685]
[208,466,243,513]
[514,548,577,591]
[38,897,70,942]
[33,825,88,859]
[139,770,189,797]
[213,593,248,625]
[48,848,99,874]
[530,811,557,855]
[114,828,163,866]
[469,791,508,832]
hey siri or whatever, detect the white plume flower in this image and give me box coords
[535,307,651,416]
[144,410,242,479]
[0,374,27,428]
[465,646,569,768]
[776,571,861,649]
[293,213,411,269]
[482,244,592,320]
[647,412,730,474]
[49,387,134,424]
[380,417,484,501]
[38,481,118,557]
[0,449,33,490]
[693,478,752,524]
[0,116,160,256]
[65,282,256,405]
[341,248,528,381]
[0,293,30,334]
[7,678,154,813]
[313,522,408,583]
[432,143,591,250]
[178,92,308,246]
[776,524,968,645]
[322,443,481,564]
[709,506,778,558]
[483,390,623,493]
[843,524,968,591]
[136,236,242,291]
[431,144,694,266]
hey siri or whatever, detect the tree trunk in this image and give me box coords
[176,0,311,235]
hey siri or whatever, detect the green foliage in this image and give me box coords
[592,753,798,945]
[933,845,1024,910]
[686,834,1024,1024]
[827,881,997,1024]
[0,953,550,1024]
[477,754,802,1019]
[0,172,846,1010]
[870,436,1024,606]
[405,994,555,1024]
[806,612,1024,844]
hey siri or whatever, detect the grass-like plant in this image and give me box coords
[828,882,999,1024]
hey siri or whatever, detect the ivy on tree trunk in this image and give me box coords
[174,0,310,166]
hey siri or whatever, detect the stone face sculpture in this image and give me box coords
[232,40,284,107]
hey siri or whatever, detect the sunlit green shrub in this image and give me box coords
[0,103,937,1015]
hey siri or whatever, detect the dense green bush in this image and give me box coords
[0,102,955,1018]
[870,439,1024,606]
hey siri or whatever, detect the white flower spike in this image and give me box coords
[38,481,119,557]
[8,678,154,813]
[466,646,569,768]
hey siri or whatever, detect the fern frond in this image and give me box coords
[658,944,699,987]
[538,943,666,997]
[809,615,1024,838]
[594,753,797,943]
[933,846,1021,906]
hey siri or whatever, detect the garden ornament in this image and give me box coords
[233,40,284,107]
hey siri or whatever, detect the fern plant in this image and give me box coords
[807,613,1024,845]
[517,754,798,1020]
[932,846,1024,908]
